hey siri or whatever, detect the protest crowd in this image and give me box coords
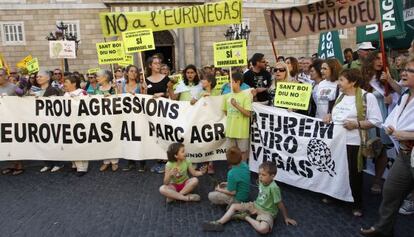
[1,0,414,236]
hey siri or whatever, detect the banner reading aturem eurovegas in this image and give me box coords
[264,0,381,41]
[100,0,242,37]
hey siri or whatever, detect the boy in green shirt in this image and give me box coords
[208,146,251,206]
[222,72,253,161]
[203,161,297,234]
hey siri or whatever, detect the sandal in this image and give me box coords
[1,168,14,175]
[187,194,201,202]
[352,209,363,217]
[12,169,24,176]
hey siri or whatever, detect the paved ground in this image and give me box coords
[0,160,413,237]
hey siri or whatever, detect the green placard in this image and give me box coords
[213,39,247,67]
[274,82,312,110]
[26,58,39,74]
[356,0,405,43]
[318,31,344,64]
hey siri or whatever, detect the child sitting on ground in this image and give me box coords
[159,143,207,202]
[203,161,297,234]
[208,146,250,206]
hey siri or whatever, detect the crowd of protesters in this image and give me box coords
[1,40,413,236]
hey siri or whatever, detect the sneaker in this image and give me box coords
[40,166,51,173]
[151,163,165,173]
[75,171,87,177]
[399,199,414,215]
[51,165,64,173]
[202,221,224,232]
[122,164,136,172]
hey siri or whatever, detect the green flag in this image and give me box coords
[356,0,405,42]
[318,31,344,64]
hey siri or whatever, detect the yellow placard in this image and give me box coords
[87,68,100,74]
[99,0,242,37]
[96,41,125,65]
[215,75,229,90]
[16,55,33,69]
[122,29,155,53]
[213,39,247,67]
[168,74,183,90]
[26,58,39,74]
[274,82,312,110]
[118,55,134,67]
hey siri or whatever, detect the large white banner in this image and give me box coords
[0,95,227,162]
[249,103,353,202]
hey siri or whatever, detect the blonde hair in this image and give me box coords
[270,62,289,91]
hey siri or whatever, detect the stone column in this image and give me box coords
[178,28,185,70]
[194,27,201,68]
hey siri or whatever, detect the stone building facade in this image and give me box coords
[0,0,357,73]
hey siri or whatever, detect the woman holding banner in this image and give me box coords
[63,73,89,177]
[315,59,342,120]
[307,59,324,117]
[144,56,170,174]
[85,73,98,95]
[324,68,382,217]
[33,70,65,173]
[360,56,414,237]
[168,64,202,103]
[361,51,401,194]
[94,70,119,172]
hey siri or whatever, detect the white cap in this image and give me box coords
[358,42,376,50]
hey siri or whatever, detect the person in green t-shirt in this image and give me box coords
[222,72,253,161]
[208,146,251,206]
[203,161,297,234]
[159,143,207,203]
[167,64,203,102]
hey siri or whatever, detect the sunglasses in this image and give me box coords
[401,68,414,74]
[274,68,286,72]
[54,73,61,75]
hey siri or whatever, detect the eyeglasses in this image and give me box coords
[274,68,286,72]
[401,68,414,74]
[54,73,61,75]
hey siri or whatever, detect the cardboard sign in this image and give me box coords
[122,29,155,53]
[96,41,125,65]
[26,58,39,74]
[215,75,229,90]
[274,82,312,110]
[49,41,76,59]
[213,39,247,67]
[100,0,242,37]
[118,55,134,67]
[16,55,33,69]
[87,68,100,74]
[264,0,381,41]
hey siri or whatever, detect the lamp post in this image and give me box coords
[46,21,80,72]
[224,24,251,45]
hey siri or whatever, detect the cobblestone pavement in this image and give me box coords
[0,160,413,237]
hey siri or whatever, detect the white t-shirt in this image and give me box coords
[332,92,382,145]
[315,80,338,119]
[64,88,85,97]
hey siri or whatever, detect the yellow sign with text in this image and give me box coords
[87,68,100,74]
[215,75,229,90]
[99,0,242,37]
[122,29,155,53]
[26,58,39,74]
[213,39,247,67]
[16,55,33,69]
[96,41,125,65]
[119,55,134,67]
[274,82,312,110]
[169,74,183,90]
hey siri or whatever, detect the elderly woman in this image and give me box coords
[33,70,65,173]
[361,56,414,237]
[324,68,382,217]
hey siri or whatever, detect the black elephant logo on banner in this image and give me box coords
[307,138,336,177]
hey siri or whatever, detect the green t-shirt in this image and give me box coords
[222,91,252,139]
[254,181,282,217]
[95,86,114,96]
[199,89,221,98]
[166,160,192,184]
[227,162,251,202]
[179,90,192,101]
[349,59,362,70]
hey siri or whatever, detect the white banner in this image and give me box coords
[0,95,227,162]
[49,41,76,59]
[249,103,353,202]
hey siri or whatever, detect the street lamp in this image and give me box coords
[46,21,80,72]
[224,24,251,45]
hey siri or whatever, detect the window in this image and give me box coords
[0,22,25,45]
[56,20,80,40]
[338,29,348,39]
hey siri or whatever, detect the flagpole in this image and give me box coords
[378,22,390,96]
